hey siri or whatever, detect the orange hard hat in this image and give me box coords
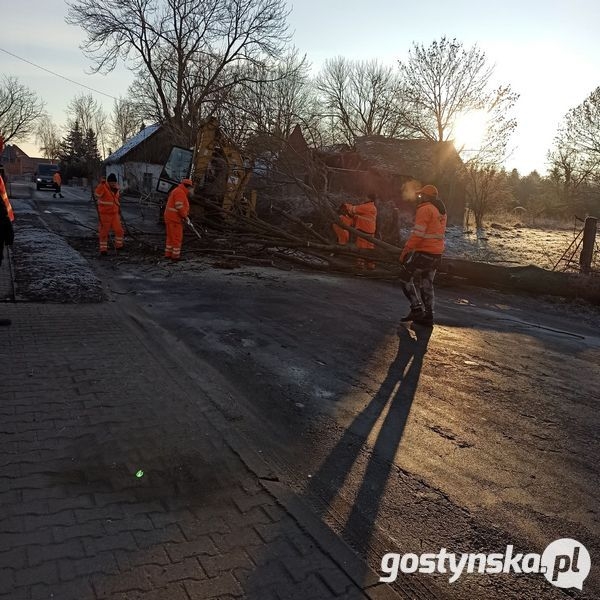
[417,184,438,198]
[181,178,193,187]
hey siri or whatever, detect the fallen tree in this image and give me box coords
[186,198,600,305]
[439,259,600,304]
[183,129,600,305]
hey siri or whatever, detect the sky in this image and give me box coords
[2,0,599,175]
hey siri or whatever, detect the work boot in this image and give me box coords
[413,311,434,327]
[399,306,426,323]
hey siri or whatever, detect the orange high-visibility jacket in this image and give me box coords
[332,213,352,245]
[53,172,62,186]
[402,201,447,257]
[0,175,14,222]
[95,182,120,214]
[164,183,190,223]
[347,201,377,235]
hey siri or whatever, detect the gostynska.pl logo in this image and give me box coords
[380,538,590,590]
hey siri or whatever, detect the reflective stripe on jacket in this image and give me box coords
[95,182,121,214]
[0,175,14,222]
[164,184,190,223]
[403,201,447,256]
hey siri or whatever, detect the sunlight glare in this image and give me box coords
[453,110,488,151]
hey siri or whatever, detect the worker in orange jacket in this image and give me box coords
[0,174,14,224]
[52,170,64,198]
[332,203,353,245]
[95,173,124,255]
[164,178,193,260]
[347,196,377,269]
[398,184,447,326]
[0,171,14,260]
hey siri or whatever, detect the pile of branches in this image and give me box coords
[187,197,404,278]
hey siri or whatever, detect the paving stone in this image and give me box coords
[0,303,374,600]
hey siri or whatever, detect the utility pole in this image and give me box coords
[579,216,598,274]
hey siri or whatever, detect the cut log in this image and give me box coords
[440,258,600,304]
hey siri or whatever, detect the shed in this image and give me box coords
[103,124,173,194]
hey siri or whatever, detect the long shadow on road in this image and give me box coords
[307,325,432,554]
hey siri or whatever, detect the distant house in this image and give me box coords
[318,136,467,224]
[0,144,55,179]
[103,124,173,194]
[269,127,466,225]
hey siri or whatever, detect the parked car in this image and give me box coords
[35,164,60,190]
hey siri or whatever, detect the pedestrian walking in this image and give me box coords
[164,179,193,261]
[52,170,64,198]
[398,184,447,327]
[95,173,124,255]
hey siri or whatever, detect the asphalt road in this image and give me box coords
[31,186,600,600]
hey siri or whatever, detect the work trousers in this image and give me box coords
[401,268,437,314]
[98,212,124,252]
[165,221,183,260]
[356,235,376,269]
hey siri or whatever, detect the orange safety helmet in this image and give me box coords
[417,184,438,198]
[181,178,193,187]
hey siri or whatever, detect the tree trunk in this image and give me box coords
[439,258,600,304]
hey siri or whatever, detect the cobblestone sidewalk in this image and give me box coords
[0,303,396,600]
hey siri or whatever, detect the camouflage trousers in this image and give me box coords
[400,268,437,314]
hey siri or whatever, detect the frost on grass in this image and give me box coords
[12,215,105,303]
[431,225,575,268]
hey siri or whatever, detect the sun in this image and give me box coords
[452,110,488,151]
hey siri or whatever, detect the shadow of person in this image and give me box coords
[306,325,432,555]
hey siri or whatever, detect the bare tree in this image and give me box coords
[65,93,109,158]
[110,96,144,148]
[35,115,62,160]
[398,37,518,146]
[212,49,321,148]
[315,57,407,144]
[66,0,290,145]
[464,165,513,228]
[0,76,45,143]
[548,87,600,201]
[399,37,518,227]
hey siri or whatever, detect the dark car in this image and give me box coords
[35,163,60,190]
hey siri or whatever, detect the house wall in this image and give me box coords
[110,162,163,194]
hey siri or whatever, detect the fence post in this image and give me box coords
[579,216,598,274]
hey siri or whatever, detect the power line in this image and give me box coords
[0,46,118,101]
